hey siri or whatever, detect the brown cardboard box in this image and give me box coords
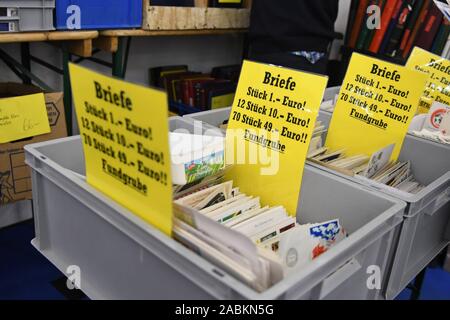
[0,83,67,205]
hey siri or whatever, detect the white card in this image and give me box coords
[440,110,450,136]
[363,144,394,178]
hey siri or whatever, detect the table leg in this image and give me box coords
[112,37,124,78]
[62,49,73,136]
[112,37,131,79]
[20,42,31,85]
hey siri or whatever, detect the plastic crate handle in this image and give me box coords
[316,258,362,299]
[425,187,450,217]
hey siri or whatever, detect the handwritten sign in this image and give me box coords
[69,64,173,236]
[325,53,428,160]
[0,93,50,143]
[406,47,450,114]
[225,60,328,216]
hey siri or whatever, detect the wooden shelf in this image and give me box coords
[99,28,248,37]
[46,31,98,41]
[0,31,98,43]
[0,31,99,57]
[0,32,47,43]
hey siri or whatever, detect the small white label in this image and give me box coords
[7,22,16,32]
[7,8,19,17]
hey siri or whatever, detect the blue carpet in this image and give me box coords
[0,220,66,300]
[0,220,449,300]
[395,267,450,300]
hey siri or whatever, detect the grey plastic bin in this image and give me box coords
[0,0,55,32]
[322,86,340,102]
[184,108,231,132]
[169,116,224,137]
[184,108,450,299]
[312,111,450,299]
[24,118,406,300]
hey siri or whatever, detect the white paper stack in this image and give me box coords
[173,181,347,292]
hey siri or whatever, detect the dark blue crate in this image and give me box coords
[55,0,142,30]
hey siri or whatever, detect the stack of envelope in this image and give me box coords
[173,181,347,292]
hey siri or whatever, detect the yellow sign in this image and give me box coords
[325,53,428,160]
[212,93,235,109]
[225,60,328,216]
[406,47,450,114]
[0,93,50,143]
[69,64,173,236]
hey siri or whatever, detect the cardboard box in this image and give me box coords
[0,83,67,205]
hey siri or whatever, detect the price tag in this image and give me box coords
[326,53,428,160]
[70,64,173,236]
[0,93,50,143]
[225,60,328,216]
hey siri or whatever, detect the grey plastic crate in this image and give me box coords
[183,108,450,298]
[309,111,450,299]
[0,0,54,32]
[184,108,231,132]
[0,200,32,229]
[24,126,405,299]
[169,116,224,137]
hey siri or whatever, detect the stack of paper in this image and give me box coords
[308,142,425,194]
[172,166,231,198]
[369,161,425,193]
[173,181,347,292]
[308,145,370,175]
[411,129,450,144]
[320,93,339,112]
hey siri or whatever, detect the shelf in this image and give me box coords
[0,31,98,43]
[99,28,248,37]
[0,31,99,57]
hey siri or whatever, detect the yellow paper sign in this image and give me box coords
[225,60,328,216]
[325,53,428,160]
[406,47,450,114]
[212,93,235,109]
[0,93,50,143]
[69,64,173,236]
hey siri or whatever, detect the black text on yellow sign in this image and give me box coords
[69,63,173,236]
[406,47,450,114]
[226,60,328,216]
[325,53,428,161]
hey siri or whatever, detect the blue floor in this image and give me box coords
[0,220,449,300]
[0,221,68,299]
